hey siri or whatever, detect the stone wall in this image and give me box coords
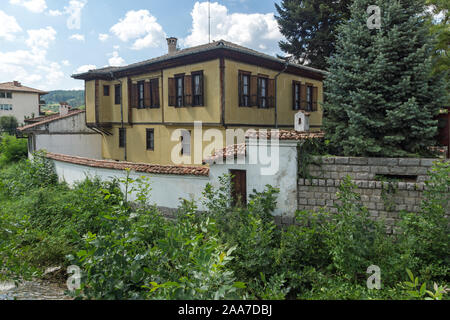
[296,156,449,233]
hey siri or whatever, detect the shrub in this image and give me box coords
[0,134,27,166]
[0,116,18,135]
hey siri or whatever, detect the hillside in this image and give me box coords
[41,90,85,108]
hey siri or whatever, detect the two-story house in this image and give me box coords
[72,38,326,166]
[0,81,47,124]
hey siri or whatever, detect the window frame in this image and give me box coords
[306,85,313,112]
[238,71,251,107]
[103,85,110,96]
[119,128,126,148]
[0,92,5,99]
[6,92,12,99]
[257,76,269,109]
[137,80,145,109]
[175,74,185,108]
[146,128,155,151]
[191,71,204,107]
[114,84,121,105]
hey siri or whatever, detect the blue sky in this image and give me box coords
[0,0,284,91]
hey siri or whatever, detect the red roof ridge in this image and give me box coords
[45,152,210,177]
[18,110,85,132]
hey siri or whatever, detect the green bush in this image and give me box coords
[0,134,27,166]
[0,116,18,135]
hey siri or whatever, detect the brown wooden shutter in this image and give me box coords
[238,73,243,107]
[131,83,138,108]
[199,73,204,106]
[300,83,307,110]
[250,75,258,107]
[144,81,151,108]
[151,79,160,107]
[292,81,296,110]
[168,78,175,106]
[184,75,192,107]
[313,86,319,111]
[268,79,275,108]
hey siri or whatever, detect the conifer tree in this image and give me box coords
[323,0,447,157]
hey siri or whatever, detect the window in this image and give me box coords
[149,79,160,108]
[239,72,251,107]
[175,75,184,107]
[0,104,12,111]
[192,72,204,106]
[258,77,268,108]
[0,92,5,99]
[180,130,191,156]
[119,128,126,148]
[146,129,154,151]
[103,85,110,96]
[293,82,301,110]
[137,81,145,109]
[114,84,121,105]
[306,85,313,111]
[6,92,12,99]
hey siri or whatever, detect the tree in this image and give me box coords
[323,0,447,157]
[426,0,449,86]
[275,0,352,70]
[0,116,19,136]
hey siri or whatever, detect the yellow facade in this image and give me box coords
[84,56,324,166]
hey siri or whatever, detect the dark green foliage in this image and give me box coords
[275,0,352,70]
[323,0,447,157]
[1,157,448,300]
[0,116,18,135]
[0,134,27,166]
[398,161,450,282]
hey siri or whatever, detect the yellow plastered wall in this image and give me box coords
[224,59,323,128]
[163,59,221,124]
[85,80,96,123]
[97,78,129,124]
[101,124,233,165]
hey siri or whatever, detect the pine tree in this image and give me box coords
[275,0,352,70]
[323,0,447,157]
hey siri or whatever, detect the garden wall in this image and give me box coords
[293,156,450,233]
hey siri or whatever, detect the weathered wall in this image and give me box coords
[295,156,450,233]
[36,134,102,159]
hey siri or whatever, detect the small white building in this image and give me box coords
[17,107,103,160]
[0,81,47,124]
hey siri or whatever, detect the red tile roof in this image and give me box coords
[246,130,325,141]
[45,152,210,177]
[203,143,246,164]
[18,110,85,132]
[0,82,48,95]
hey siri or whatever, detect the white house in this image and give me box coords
[17,106,103,160]
[0,81,47,124]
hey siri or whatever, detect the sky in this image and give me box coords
[0,0,284,91]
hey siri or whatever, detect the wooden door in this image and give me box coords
[230,170,247,207]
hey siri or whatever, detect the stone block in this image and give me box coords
[321,157,335,164]
[335,157,349,164]
[399,158,421,166]
[349,157,368,165]
[420,159,436,167]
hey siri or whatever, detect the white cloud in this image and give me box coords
[25,26,57,49]
[69,33,85,41]
[48,9,63,16]
[62,60,70,66]
[108,51,125,66]
[113,45,120,50]
[110,10,166,50]
[65,0,87,30]
[9,0,47,13]
[0,10,22,41]
[74,64,97,74]
[183,1,283,55]
[98,33,109,42]
[0,25,64,90]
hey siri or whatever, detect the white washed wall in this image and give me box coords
[53,160,211,210]
[0,91,40,124]
[209,141,298,216]
[36,134,103,159]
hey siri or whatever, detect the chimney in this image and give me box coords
[166,37,178,54]
[13,81,21,87]
[295,111,311,132]
[59,102,70,116]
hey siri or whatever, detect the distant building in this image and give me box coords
[0,81,48,124]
